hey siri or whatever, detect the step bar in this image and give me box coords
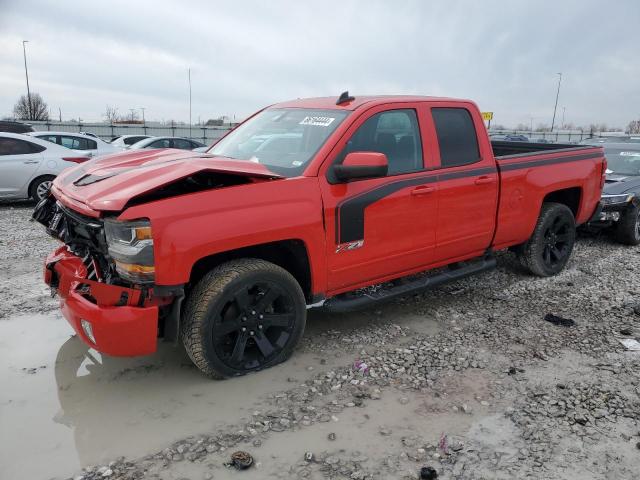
[321,255,497,313]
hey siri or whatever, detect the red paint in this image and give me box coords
[43,95,605,357]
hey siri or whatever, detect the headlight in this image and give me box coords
[104,218,154,283]
[601,194,634,206]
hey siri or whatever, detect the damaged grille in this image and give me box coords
[33,196,115,284]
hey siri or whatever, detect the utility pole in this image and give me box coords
[188,68,192,139]
[529,116,534,132]
[22,40,32,120]
[551,72,562,132]
[561,106,566,129]
[140,107,146,124]
[129,108,136,122]
[58,107,62,122]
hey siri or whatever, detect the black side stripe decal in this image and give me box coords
[334,152,603,245]
[335,166,495,244]
[498,152,602,171]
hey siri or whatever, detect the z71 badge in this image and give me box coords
[335,240,364,253]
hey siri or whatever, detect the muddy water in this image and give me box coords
[0,312,347,480]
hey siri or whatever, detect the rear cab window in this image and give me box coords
[431,107,480,168]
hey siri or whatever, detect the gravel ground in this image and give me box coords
[1,202,639,480]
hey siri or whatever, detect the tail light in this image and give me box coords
[62,157,90,163]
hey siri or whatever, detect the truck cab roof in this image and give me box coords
[272,95,470,111]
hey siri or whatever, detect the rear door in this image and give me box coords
[0,138,45,196]
[427,104,499,261]
[319,104,440,292]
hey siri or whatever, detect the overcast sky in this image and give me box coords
[0,0,638,128]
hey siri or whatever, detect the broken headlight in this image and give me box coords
[104,218,155,284]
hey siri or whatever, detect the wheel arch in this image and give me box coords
[189,239,314,302]
[28,174,57,199]
[542,186,582,217]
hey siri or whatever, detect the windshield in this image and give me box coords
[605,147,640,176]
[209,108,348,177]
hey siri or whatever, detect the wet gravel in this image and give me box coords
[1,202,639,480]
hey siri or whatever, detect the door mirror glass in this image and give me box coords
[333,151,388,181]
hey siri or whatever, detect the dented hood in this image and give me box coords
[52,149,282,212]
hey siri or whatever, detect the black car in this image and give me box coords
[0,120,34,133]
[588,143,640,245]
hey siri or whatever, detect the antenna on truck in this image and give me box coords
[336,91,355,105]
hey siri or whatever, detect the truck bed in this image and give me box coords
[491,140,591,158]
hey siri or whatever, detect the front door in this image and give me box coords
[0,137,43,197]
[319,105,439,293]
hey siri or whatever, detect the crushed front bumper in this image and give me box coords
[45,246,158,356]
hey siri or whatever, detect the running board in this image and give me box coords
[322,255,497,313]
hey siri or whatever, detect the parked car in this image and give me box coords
[586,143,640,244]
[28,131,118,158]
[0,132,89,201]
[0,120,34,133]
[33,93,605,378]
[110,135,152,149]
[503,134,529,142]
[79,131,99,139]
[128,136,205,150]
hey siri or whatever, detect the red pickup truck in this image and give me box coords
[33,93,606,378]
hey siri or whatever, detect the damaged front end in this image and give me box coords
[32,195,177,356]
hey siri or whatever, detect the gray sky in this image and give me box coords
[0,0,638,128]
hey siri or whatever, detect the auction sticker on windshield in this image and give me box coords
[300,116,335,127]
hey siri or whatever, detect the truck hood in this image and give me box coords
[53,149,282,213]
[603,173,640,195]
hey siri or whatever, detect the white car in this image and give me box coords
[128,136,205,150]
[110,134,152,149]
[0,132,90,201]
[28,131,119,158]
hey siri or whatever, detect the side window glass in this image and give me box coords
[338,109,423,175]
[0,138,34,155]
[432,108,480,167]
[86,139,97,150]
[173,139,192,149]
[60,136,80,149]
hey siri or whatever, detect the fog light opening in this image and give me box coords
[81,319,96,344]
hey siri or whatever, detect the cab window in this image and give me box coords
[337,109,423,175]
[431,108,480,168]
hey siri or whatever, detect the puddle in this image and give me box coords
[0,312,336,480]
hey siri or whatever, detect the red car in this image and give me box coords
[33,93,606,378]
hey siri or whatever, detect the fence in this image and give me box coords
[28,121,233,144]
[488,129,594,143]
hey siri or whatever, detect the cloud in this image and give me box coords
[0,0,638,128]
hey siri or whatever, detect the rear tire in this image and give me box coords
[518,202,576,277]
[614,204,640,246]
[181,259,306,379]
[29,175,55,201]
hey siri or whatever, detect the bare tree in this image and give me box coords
[13,92,49,121]
[628,120,640,134]
[103,105,119,123]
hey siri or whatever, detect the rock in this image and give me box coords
[420,465,438,479]
[328,432,337,441]
[304,451,315,462]
[399,397,410,405]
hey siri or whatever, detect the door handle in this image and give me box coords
[411,185,436,195]
[23,160,39,164]
[474,175,495,185]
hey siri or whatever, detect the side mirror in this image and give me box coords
[333,152,388,182]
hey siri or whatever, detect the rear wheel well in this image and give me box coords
[28,175,56,200]
[189,240,313,302]
[543,187,581,217]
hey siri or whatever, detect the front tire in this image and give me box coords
[518,202,576,277]
[614,204,640,246]
[181,259,307,379]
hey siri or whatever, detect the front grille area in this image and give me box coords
[33,196,116,284]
